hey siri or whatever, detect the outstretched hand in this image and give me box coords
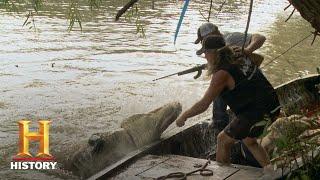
[176,115,187,127]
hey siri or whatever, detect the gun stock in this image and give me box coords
[153,53,264,81]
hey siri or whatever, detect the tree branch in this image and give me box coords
[115,0,139,21]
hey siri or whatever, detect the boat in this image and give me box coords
[88,73,320,180]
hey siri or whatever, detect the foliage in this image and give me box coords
[88,0,101,10]
[0,0,146,35]
[32,0,42,12]
[67,0,82,31]
[285,153,320,180]
[124,4,145,38]
[0,0,17,11]
[22,10,37,31]
[268,112,320,179]
[66,0,102,31]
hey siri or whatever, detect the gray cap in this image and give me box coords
[194,23,219,44]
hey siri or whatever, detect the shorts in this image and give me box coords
[224,108,280,140]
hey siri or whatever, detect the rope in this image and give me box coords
[156,159,213,180]
[207,0,213,22]
[260,32,313,69]
[242,0,254,53]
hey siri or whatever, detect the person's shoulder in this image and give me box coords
[223,32,243,40]
[225,32,246,37]
[224,32,252,45]
[213,69,232,80]
[211,69,233,86]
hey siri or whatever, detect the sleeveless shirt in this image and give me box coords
[219,62,280,115]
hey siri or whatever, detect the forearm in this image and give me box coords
[176,71,230,127]
[182,101,209,119]
[246,34,266,53]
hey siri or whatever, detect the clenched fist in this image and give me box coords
[176,115,187,127]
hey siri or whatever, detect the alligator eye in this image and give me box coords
[88,134,101,146]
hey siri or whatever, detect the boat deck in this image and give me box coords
[110,154,263,180]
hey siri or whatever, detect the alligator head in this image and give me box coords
[65,102,182,178]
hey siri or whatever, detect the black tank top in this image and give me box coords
[219,61,280,115]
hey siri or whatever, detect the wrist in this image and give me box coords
[181,113,187,119]
[181,111,189,120]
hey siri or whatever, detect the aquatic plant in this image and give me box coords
[266,112,320,178]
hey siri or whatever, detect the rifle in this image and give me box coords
[153,64,207,81]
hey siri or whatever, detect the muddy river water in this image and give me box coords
[0,0,319,179]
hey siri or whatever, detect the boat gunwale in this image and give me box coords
[87,118,212,180]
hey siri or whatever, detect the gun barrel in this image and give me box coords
[152,72,179,81]
[153,64,207,81]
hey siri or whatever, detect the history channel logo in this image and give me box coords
[11,120,57,170]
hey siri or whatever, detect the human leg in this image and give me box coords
[221,112,266,165]
[216,131,236,165]
[242,137,270,167]
[212,96,229,143]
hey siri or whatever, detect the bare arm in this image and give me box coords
[176,70,231,126]
[233,34,266,67]
[246,34,266,67]
[245,33,266,54]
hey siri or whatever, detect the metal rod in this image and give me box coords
[153,73,178,81]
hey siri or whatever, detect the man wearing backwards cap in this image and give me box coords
[195,22,266,139]
[195,22,266,60]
